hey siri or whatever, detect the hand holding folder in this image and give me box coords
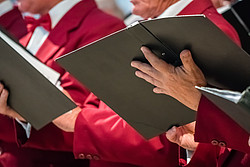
[0,27,76,130]
[57,15,250,139]
[131,47,206,111]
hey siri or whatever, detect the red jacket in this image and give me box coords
[0,0,181,167]
[0,0,124,166]
[0,0,242,167]
[178,0,248,166]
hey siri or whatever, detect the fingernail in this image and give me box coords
[131,61,135,67]
[181,50,190,57]
[135,71,140,77]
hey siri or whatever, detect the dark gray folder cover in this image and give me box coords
[200,89,250,133]
[140,15,250,91]
[57,15,250,139]
[0,29,76,130]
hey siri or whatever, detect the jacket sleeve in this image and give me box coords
[73,93,180,167]
[194,95,250,154]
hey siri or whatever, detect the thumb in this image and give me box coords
[180,50,197,72]
[0,89,9,106]
[166,126,177,142]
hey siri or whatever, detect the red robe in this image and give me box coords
[73,0,241,166]
[0,0,124,166]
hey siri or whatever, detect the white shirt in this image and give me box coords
[26,0,81,55]
[158,0,193,18]
[125,0,193,26]
[0,0,81,54]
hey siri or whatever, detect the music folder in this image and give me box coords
[56,15,250,139]
[0,27,76,130]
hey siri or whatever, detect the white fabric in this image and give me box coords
[27,0,81,55]
[125,0,193,26]
[15,118,31,138]
[0,0,13,16]
[158,0,193,18]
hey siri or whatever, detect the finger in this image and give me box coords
[0,83,4,94]
[153,87,168,95]
[131,61,161,80]
[184,121,196,133]
[180,50,197,72]
[141,46,172,72]
[135,70,162,87]
[0,89,9,106]
[166,126,177,142]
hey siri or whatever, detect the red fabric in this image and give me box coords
[24,14,51,32]
[186,143,220,167]
[0,0,242,167]
[0,7,27,39]
[72,0,240,166]
[194,96,250,166]
[177,0,245,166]
[74,94,179,167]
[0,0,124,166]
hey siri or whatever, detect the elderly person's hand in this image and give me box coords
[52,107,81,132]
[166,122,198,151]
[131,47,206,111]
[0,0,6,3]
[0,83,25,121]
[52,89,81,132]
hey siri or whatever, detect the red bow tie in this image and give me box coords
[24,14,52,32]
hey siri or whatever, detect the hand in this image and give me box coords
[0,0,6,3]
[0,83,25,121]
[166,122,198,151]
[52,106,81,132]
[52,89,81,132]
[131,47,206,111]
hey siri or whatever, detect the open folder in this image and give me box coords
[0,27,76,130]
[196,86,250,133]
[56,15,250,139]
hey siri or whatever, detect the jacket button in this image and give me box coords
[86,154,93,160]
[93,155,100,160]
[211,139,219,146]
[0,147,3,155]
[78,153,85,159]
[219,141,226,147]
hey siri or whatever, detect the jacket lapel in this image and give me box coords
[35,0,97,63]
[178,0,213,15]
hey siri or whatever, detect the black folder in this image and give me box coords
[0,27,76,130]
[56,15,250,139]
[197,86,250,133]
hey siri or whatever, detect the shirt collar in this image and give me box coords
[49,0,81,29]
[158,0,193,18]
[22,0,81,29]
